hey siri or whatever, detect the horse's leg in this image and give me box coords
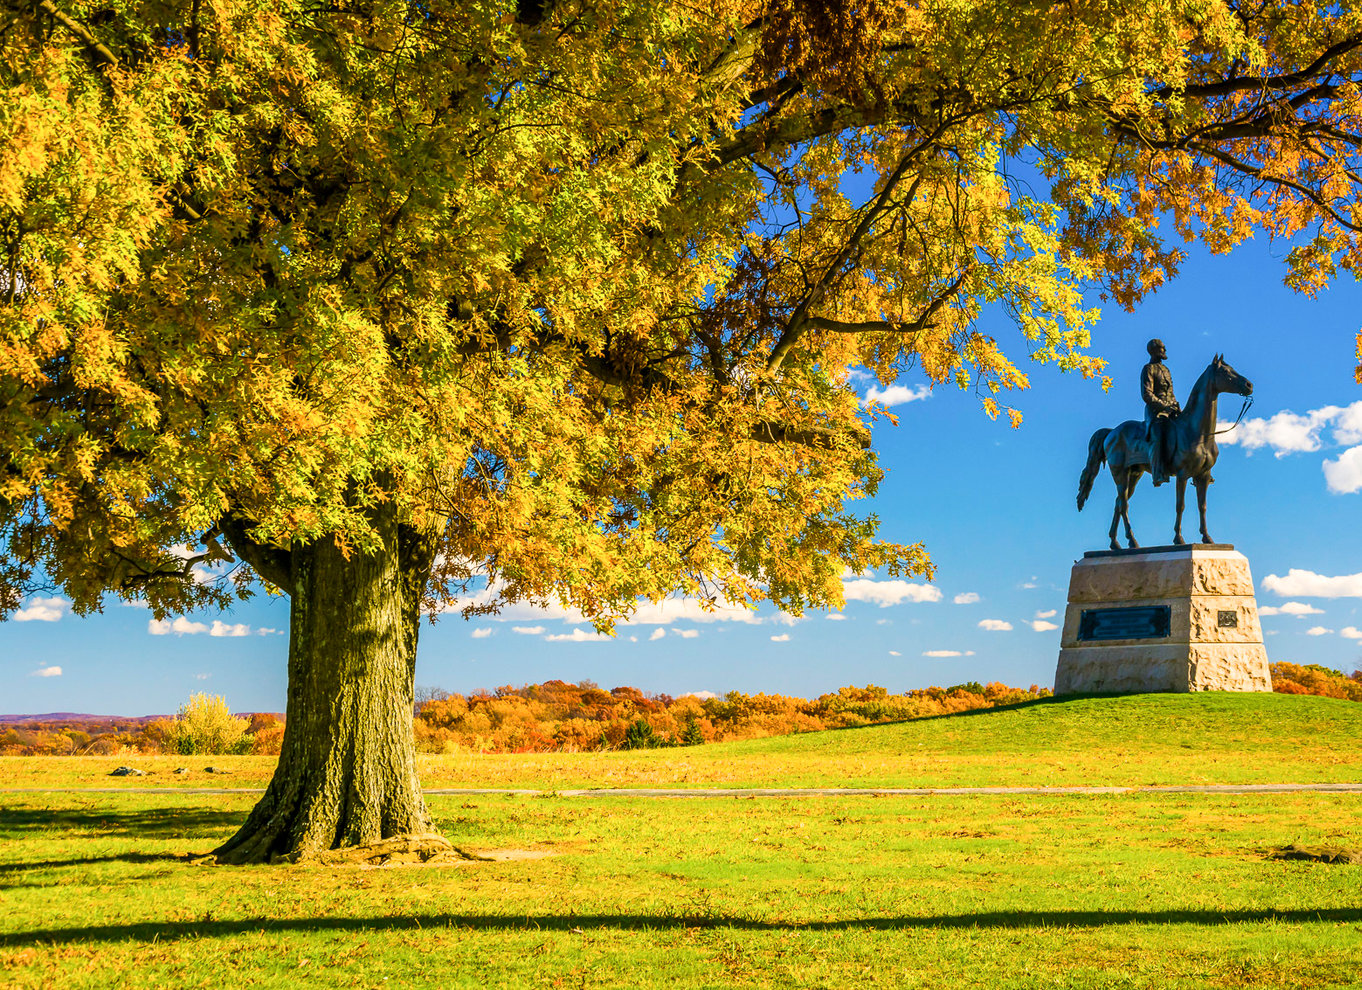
[1196,474,1212,544]
[1173,475,1188,545]
[1105,465,1127,552]
[1108,468,1123,551]
[1122,470,1140,549]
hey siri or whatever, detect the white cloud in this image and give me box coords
[1342,627,1362,640]
[512,626,545,635]
[953,592,980,605]
[436,584,584,624]
[671,628,699,639]
[1220,406,1345,456]
[888,650,901,656]
[1306,626,1334,636]
[194,672,211,680]
[545,628,613,643]
[1221,402,1362,494]
[1030,620,1059,632]
[649,628,666,641]
[14,596,68,622]
[148,616,209,636]
[1214,401,1362,493]
[163,541,236,588]
[825,613,848,620]
[1335,403,1362,445]
[470,627,494,639]
[1035,609,1057,619]
[191,560,233,587]
[923,650,961,657]
[1258,602,1324,617]
[145,616,255,637]
[624,598,762,624]
[1323,446,1362,494]
[978,619,1013,631]
[683,691,718,700]
[256,627,282,636]
[29,666,62,677]
[770,633,791,642]
[1262,570,1362,598]
[443,578,798,627]
[210,621,251,638]
[864,383,931,408]
[842,578,942,606]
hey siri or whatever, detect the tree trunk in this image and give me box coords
[213,507,449,865]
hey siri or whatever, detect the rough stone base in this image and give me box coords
[1054,545,1272,695]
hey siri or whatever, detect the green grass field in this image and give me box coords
[3,693,1362,988]
[6,692,1362,792]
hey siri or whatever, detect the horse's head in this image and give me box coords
[1210,353,1253,398]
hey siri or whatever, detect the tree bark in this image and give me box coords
[213,506,449,864]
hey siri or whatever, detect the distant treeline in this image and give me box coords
[1269,662,1362,701]
[2,663,1357,757]
[0,711,283,757]
[412,680,1052,754]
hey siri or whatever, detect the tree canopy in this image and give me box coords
[4,0,1362,621]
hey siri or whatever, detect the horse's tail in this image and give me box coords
[1077,428,1111,511]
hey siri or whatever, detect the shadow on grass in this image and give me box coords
[902,696,1067,724]
[0,805,241,840]
[1,852,190,872]
[6,907,1362,945]
[0,852,193,890]
[851,691,1333,732]
[894,692,1241,726]
[802,696,1064,734]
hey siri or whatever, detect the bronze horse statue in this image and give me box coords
[1077,354,1253,550]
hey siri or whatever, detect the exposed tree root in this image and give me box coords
[199,836,557,868]
[271,832,457,866]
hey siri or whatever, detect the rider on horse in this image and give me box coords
[1141,338,1179,486]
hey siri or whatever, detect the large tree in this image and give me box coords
[3,0,1362,862]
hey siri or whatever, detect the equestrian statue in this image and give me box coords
[1076,340,1253,550]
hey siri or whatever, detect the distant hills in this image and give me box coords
[0,713,166,725]
[0,712,283,725]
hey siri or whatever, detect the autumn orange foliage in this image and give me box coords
[1269,663,1362,703]
[5,666,1357,758]
[0,716,163,756]
[0,713,284,757]
[412,679,1052,754]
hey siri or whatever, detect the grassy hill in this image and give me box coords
[4,692,1360,791]
[5,692,1362,989]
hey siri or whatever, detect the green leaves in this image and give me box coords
[4,0,1362,622]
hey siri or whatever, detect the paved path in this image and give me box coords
[4,783,1362,797]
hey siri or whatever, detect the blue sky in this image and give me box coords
[4,234,1361,715]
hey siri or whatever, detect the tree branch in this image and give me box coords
[750,419,871,450]
[1160,35,1362,100]
[765,155,932,375]
[218,513,295,595]
[37,0,118,71]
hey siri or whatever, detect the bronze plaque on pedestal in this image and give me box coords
[1078,605,1171,642]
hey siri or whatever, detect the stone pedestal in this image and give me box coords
[1054,544,1272,694]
